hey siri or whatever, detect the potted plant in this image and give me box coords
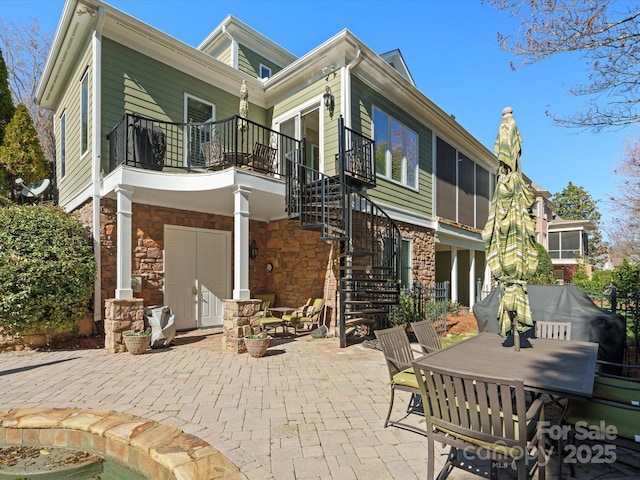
[123,329,152,355]
[244,332,271,357]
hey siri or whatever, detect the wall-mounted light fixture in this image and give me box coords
[249,240,258,260]
[323,86,335,117]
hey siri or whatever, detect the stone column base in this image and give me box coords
[222,299,262,354]
[104,298,144,353]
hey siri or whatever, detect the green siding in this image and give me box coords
[55,45,93,207]
[351,77,433,218]
[271,74,340,176]
[211,42,232,66]
[238,44,282,78]
[101,38,269,171]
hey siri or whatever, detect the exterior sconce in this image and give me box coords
[323,86,335,117]
[249,240,258,260]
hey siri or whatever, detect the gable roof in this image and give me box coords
[379,49,415,86]
[197,14,297,68]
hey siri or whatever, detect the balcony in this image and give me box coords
[107,113,302,176]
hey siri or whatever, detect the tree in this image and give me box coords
[527,242,555,285]
[0,19,54,192]
[551,182,608,266]
[0,103,47,201]
[486,0,640,131]
[608,138,640,262]
[0,49,15,145]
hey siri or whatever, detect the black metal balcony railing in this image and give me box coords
[107,113,302,176]
[338,117,376,189]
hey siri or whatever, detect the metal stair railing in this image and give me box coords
[286,156,401,347]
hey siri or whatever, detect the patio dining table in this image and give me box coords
[414,332,599,400]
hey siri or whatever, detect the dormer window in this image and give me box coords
[259,64,271,79]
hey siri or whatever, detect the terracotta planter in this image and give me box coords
[76,314,94,337]
[20,333,48,348]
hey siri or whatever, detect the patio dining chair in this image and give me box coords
[374,326,427,436]
[411,319,442,354]
[535,321,571,341]
[412,359,547,480]
[534,321,572,408]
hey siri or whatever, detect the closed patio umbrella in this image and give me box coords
[481,107,538,350]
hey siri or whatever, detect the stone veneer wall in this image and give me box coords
[80,199,436,333]
[396,220,437,285]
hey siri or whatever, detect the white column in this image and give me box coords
[450,247,458,303]
[233,186,251,300]
[484,263,492,298]
[115,185,133,299]
[469,250,476,309]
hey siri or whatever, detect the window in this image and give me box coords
[80,71,89,156]
[60,111,66,179]
[400,239,412,289]
[185,94,215,167]
[259,64,271,79]
[435,136,491,229]
[548,231,584,259]
[373,107,418,188]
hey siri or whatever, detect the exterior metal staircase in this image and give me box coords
[286,117,401,347]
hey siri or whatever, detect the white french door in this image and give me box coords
[164,225,230,330]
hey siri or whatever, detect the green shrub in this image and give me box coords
[527,243,555,284]
[0,204,96,335]
[390,290,415,326]
[447,300,461,316]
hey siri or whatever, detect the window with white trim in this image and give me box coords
[60,111,66,179]
[80,71,89,156]
[259,64,272,79]
[373,106,418,188]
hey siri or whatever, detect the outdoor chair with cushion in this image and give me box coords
[412,359,547,480]
[258,305,287,335]
[558,361,640,478]
[374,326,427,436]
[288,298,324,333]
[535,321,571,340]
[412,319,442,354]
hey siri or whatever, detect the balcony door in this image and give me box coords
[277,104,320,171]
[164,225,230,330]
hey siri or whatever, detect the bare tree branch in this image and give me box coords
[486,0,640,131]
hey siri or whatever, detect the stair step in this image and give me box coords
[344,317,376,326]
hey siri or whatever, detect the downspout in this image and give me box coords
[341,46,362,128]
[222,24,238,69]
[92,6,106,322]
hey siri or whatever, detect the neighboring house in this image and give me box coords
[531,183,595,282]
[38,0,502,347]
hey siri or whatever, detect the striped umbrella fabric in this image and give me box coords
[482,108,538,337]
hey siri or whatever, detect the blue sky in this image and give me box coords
[3,0,634,230]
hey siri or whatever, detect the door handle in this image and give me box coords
[192,285,198,295]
